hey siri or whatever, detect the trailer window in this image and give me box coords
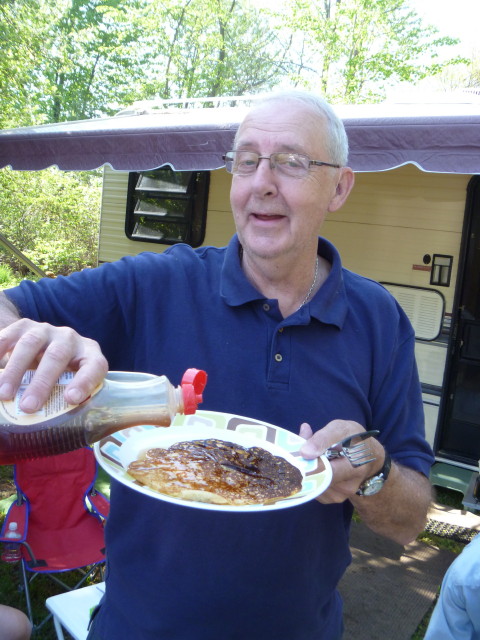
[125,168,209,247]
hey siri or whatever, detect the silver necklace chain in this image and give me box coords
[296,256,319,311]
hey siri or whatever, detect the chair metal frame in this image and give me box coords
[0,448,109,632]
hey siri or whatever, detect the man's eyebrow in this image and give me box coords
[234,143,307,154]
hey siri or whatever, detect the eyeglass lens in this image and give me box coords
[226,151,313,177]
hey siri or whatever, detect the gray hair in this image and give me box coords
[235,90,349,167]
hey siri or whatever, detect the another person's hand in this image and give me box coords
[299,420,385,503]
[0,318,108,412]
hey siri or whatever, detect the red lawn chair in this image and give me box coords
[0,448,109,632]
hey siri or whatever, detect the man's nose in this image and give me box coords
[251,157,278,195]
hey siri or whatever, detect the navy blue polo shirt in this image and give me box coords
[6,235,434,640]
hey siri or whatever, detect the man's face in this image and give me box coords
[230,101,345,262]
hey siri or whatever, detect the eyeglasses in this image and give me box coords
[222,151,341,178]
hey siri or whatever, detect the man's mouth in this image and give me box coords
[251,213,284,221]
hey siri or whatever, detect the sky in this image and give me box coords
[251,0,480,100]
[253,0,480,57]
[416,0,480,56]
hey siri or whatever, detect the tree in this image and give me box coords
[425,49,480,95]
[1,0,295,124]
[1,0,467,122]
[282,0,464,103]
[125,0,294,101]
[0,168,101,276]
[0,0,54,127]
[0,0,470,279]
[36,0,152,121]
[1,0,295,278]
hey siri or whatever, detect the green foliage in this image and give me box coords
[137,0,292,100]
[0,264,15,287]
[1,0,467,122]
[1,0,295,124]
[27,238,93,275]
[284,0,465,102]
[0,168,101,277]
[0,263,26,288]
[0,0,470,277]
[40,0,151,121]
[416,530,465,555]
[0,0,54,128]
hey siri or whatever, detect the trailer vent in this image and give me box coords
[381,283,445,341]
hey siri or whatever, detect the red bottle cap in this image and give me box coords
[181,369,207,414]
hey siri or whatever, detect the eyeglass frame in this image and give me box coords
[222,150,341,177]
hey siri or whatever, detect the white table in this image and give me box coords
[46,582,105,640]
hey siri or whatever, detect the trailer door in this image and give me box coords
[436,176,480,466]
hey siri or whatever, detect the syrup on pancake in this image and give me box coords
[127,438,303,505]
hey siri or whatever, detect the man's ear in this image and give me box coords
[328,167,355,213]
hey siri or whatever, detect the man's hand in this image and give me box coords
[298,420,432,545]
[299,420,385,503]
[0,318,108,412]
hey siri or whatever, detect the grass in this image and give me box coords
[0,560,102,639]
[0,464,106,639]
[412,486,469,639]
[0,263,22,288]
[0,466,473,639]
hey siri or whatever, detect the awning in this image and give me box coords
[1,102,480,174]
[340,102,480,174]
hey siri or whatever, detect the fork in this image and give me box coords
[324,430,380,468]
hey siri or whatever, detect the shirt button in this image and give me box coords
[274,353,283,362]
[278,327,284,333]
[263,303,270,311]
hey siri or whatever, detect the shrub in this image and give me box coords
[0,263,21,288]
[0,167,101,277]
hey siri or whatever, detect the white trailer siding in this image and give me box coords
[98,168,130,262]
[98,167,235,263]
[100,166,467,305]
[321,165,468,450]
[98,164,467,451]
[322,164,468,314]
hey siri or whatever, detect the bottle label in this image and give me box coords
[0,370,99,425]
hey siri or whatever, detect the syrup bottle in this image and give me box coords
[0,368,207,464]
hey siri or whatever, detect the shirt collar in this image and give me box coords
[220,235,260,306]
[221,235,349,329]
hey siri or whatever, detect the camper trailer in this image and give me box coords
[1,96,479,506]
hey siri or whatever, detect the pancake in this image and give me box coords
[127,438,303,505]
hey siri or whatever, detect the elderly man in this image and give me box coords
[0,91,433,639]
[0,604,32,640]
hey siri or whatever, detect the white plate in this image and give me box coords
[94,410,332,512]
